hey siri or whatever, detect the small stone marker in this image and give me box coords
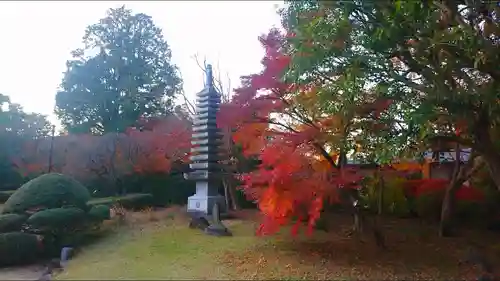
[205,203,232,237]
[60,247,73,268]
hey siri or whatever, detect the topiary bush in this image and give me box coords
[0,232,43,266]
[2,173,91,215]
[88,205,111,221]
[0,213,27,233]
[27,207,87,231]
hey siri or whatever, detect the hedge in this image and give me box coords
[88,205,111,221]
[87,193,154,210]
[3,173,91,214]
[0,232,42,266]
[0,213,27,233]
[27,207,87,230]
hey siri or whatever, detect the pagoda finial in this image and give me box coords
[205,64,213,89]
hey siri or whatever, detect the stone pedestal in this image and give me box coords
[187,181,225,215]
[187,195,226,216]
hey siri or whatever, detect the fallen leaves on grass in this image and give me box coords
[217,212,499,280]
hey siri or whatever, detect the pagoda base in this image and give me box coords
[187,182,226,218]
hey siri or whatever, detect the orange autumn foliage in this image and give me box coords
[391,162,424,173]
[218,30,367,236]
[238,139,363,236]
[125,116,191,174]
[11,115,191,181]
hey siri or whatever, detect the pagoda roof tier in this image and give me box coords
[193,118,217,126]
[189,162,224,171]
[196,101,220,109]
[185,170,223,181]
[192,124,220,133]
[191,138,223,146]
[191,131,223,140]
[196,95,221,104]
[196,87,221,98]
[194,111,217,120]
[190,153,221,162]
[190,146,221,154]
[196,106,219,114]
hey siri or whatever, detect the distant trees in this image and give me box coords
[55,6,182,135]
[0,93,53,189]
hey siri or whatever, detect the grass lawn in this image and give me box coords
[55,208,499,280]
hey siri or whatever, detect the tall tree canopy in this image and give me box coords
[219,0,500,235]
[0,93,52,138]
[55,6,182,135]
[281,0,499,181]
[0,93,53,189]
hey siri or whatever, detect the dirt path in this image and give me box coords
[0,264,45,280]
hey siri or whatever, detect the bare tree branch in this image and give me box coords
[176,71,196,116]
[192,53,232,101]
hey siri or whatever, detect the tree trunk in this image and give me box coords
[227,179,239,210]
[223,178,231,213]
[473,116,500,191]
[222,176,239,211]
[439,143,462,237]
[482,152,500,191]
[439,179,462,236]
[439,146,483,237]
[377,175,385,215]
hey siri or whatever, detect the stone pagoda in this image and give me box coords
[186,65,226,217]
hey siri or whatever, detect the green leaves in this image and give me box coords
[55,6,182,135]
[279,0,498,163]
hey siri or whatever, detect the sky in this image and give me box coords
[0,1,282,126]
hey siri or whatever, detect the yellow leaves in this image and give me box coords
[391,161,423,172]
[233,123,269,156]
[295,86,319,114]
[318,116,342,129]
[311,153,337,172]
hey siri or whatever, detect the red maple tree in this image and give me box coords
[217,29,390,236]
[10,115,191,185]
[125,115,191,174]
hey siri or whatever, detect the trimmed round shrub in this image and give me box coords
[2,173,91,214]
[27,207,86,230]
[0,214,27,233]
[0,232,42,266]
[89,205,111,221]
